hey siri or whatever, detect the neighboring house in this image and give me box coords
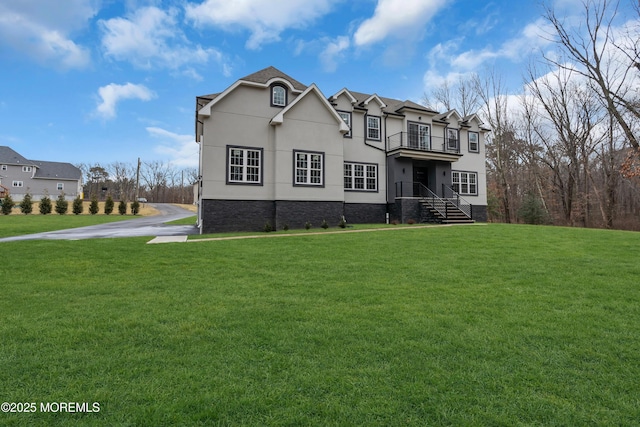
[195,66,489,233]
[0,146,83,201]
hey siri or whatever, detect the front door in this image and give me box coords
[413,166,429,196]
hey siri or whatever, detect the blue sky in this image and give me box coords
[0,0,621,169]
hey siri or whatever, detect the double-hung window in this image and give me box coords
[13,181,23,187]
[452,171,477,196]
[344,162,377,191]
[22,166,32,172]
[367,115,381,140]
[338,111,351,137]
[227,146,262,184]
[447,128,459,151]
[468,131,479,153]
[57,183,64,191]
[294,151,323,186]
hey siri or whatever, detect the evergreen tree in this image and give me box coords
[55,193,69,215]
[72,195,84,215]
[1,194,14,215]
[118,200,127,215]
[20,193,33,214]
[39,195,52,215]
[89,194,99,215]
[130,200,140,215]
[518,192,551,225]
[104,194,114,215]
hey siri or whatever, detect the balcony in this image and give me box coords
[387,132,463,162]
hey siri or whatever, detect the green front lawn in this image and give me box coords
[1,224,639,425]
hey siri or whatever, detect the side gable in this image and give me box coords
[270,84,350,134]
[198,66,307,118]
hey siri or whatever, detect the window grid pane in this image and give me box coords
[229,148,261,183]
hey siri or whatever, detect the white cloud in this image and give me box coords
[147,127,198,168]
[185,0,337,50]
[353,0,449,46]
[100,6,226,73]
[319,36,350,72]
[0,0,95,69]
[95,83,156,120]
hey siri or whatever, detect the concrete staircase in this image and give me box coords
[420,199,475,224]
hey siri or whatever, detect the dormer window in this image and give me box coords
[271,85,287,107]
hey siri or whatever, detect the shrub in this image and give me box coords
[89,195,99,215]
[55,193,68,215]
[518,192,551,225]
[72,196,83,215]
[263,222,273,233]
[305,221,312,230]
[104,195,114,215]
[407,218,416,224]
[130,200,140,215]
[39,195,52,215]
[283,224,289,231]
[20,193,32,214]
[1,194,14,215]
[321,219,329,229]
[118,200,127,215]
[338,216,346,228]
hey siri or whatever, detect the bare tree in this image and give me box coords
[543,0,640,151]
[108,161,137,202]
[423,75,480,116]
[474,69,518,222]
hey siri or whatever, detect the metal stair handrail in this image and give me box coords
[417,183,449,218]
[441,184,472,218]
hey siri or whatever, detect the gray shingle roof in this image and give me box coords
[32,160,82,180]
[239,66,308,91]
[0,146,33,165]
[0,146,81,180]
[344,91,438,115]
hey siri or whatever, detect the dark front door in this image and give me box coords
[413,166,428,196]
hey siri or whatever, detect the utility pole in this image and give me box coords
[135,157,141,200]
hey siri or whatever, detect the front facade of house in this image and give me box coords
[195,67,488,233]
[0,146,83,201]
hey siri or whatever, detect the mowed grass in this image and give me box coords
[1,224,639,426]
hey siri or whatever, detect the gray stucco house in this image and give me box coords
[195,66,488,233]
[0,146,83,201]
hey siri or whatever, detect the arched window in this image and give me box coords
[272,85,286,107]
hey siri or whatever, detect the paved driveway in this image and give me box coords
[0,204,198,242]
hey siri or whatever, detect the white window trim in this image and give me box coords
[227,146,263,185]
[272,85,286,107]
[452,171,478,196]
[57,183,64,191]
[344,162,378,192]
[1,165,7,170]
[22,166,32,172]
[338,111,352,137]
[447,128,459,151]
[367,115,381,141]
[294,151,324,186]
[12,180,24,187]
[468,131,479,153]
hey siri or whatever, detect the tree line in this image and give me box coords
[76,160,198,205]
[424,0,640,230]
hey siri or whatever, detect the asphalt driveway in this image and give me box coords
[0,203,198,242]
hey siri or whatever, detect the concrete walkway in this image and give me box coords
[147,222,485,244]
